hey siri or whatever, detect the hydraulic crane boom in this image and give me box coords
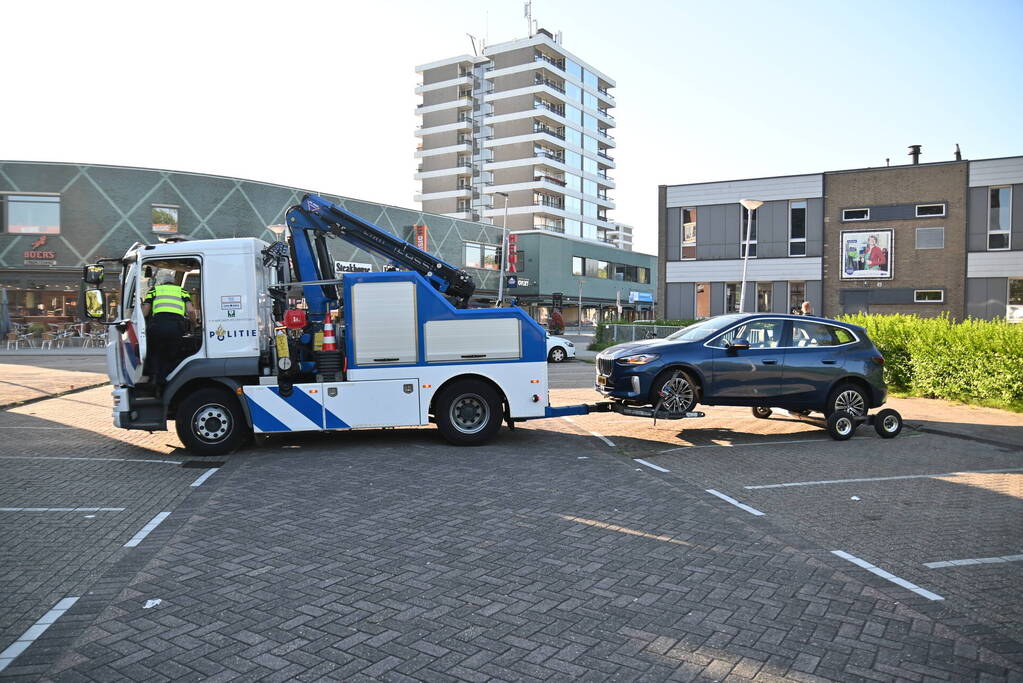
[284,194,476,317]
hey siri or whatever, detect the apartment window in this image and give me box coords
[583,69,598,89]
[916,203,946,217]
[585,258,599,278]
[595,260,610,279]
[564,196,581,214]
[915,227,945,250]
[5,195,60,234]
[1009,279,1023,323]
[582,178,598,197]
[565,174,581,192]
[914,290,944,303]
[582,157,598,175]
[572,256,584,276]
[788,281,806,314]
[152,205,179,234]
[583,201,598,219]
[565,128,582,147]
[582,223,598,240]
[756,283,772,312]
[789,200,807,256]
[695,282,711,318]
[638,267,650,284]
[740,206,757,258]
[564,219,581,237]
[681,207,697,260]
[725,283,741,313]
[843,208,870,221]
[988,186,1012,250]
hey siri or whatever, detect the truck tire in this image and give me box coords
[435,378,503,446]
[175,387,249,456]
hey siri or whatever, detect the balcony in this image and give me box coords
[534,123,565,140]
[598,108,614,120]
[596,129,614,141]
[534,195,565,210]
[534,75,565,94]
[535,100,565,117]
[535,174,567,187]
[534,52,565,71]
[597,151,614,162]
[598,86,611,96]
[534,220,565,234]
[535,150,565,163]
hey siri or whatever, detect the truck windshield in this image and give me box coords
[665,315,744,343]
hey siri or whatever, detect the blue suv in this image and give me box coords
[596,314,886,417]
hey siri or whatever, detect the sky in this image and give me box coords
[4,0,1022,255]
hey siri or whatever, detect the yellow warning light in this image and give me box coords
[530,379,540,384]
[235,387,244,395]
[422,384,432,388]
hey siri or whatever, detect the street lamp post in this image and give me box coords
[738,199,763,313]
[495,192,509,307]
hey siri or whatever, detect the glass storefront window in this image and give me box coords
[464,243,482,269]
[789,281,806,314]
[6,195,60,234]
[725,282,740,313]
[572,256,584,276]
[757,282,772,312]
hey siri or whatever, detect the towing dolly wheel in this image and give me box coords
[435,378,503,446]
[752,406,773,419]
[826,411,857,441]
[873,408,903,439]
[175,387,249,456]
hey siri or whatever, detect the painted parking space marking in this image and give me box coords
[124,511,171,547]
[561,416,616,448]
[0,507,125,512]
[634,458,670,472]
[190,468,219,487]
[924,553,1023,569]
[705,489,765,516]
[0,456,184,465]
[744,467,1023,490]
[831,550,944,600]
[0,596,79,673]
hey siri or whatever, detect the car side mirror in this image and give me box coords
[727,337,750,352]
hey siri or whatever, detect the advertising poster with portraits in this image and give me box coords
[840,229,893,279]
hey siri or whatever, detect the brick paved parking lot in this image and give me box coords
[1,362,1021,681]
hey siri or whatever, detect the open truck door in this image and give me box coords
[82,257,146,388]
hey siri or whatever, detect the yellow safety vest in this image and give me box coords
[146,284,190,316]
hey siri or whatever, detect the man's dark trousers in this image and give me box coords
[147,312,186,387]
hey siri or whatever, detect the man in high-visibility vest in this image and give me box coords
[142,271,196,392]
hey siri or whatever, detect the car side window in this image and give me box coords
[791,321,852,347]
[711,320,785,349]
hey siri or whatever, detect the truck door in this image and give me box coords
[109,265,146,387]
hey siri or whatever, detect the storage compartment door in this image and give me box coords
[424,318,521,362]
[322,379,421,428]
[351,281,417,365]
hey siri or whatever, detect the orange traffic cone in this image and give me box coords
[322,321,337,351]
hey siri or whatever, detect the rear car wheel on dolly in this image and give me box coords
[826,411,858,441]
[751,406,772,419]
[873,408,903,438]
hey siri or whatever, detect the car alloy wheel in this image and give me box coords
[658,376,695,413]
[833,389,865,416]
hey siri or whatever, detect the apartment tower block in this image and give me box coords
[415,29,616,244]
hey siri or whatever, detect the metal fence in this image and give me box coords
[604,324,686,342]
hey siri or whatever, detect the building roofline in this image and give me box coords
[0,159,487,227]
[483,34,616,87]
[511,229,654,257]
[415,54,489,73]
[662,154,1023,190]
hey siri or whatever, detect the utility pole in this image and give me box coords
[577,279,583,332]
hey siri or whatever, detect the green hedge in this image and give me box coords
[837,313,1023,409]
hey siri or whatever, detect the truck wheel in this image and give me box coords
[752,406,773,419]
[548,347,567,363]
[435,379,503,446]
[873,408,902,439]
[826,411,857,441]
[649,370,698,413]
[175,387,249,456]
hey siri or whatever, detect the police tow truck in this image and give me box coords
[81,194,607,456]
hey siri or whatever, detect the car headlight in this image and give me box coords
[617,353,660,365]
[565,341,574,347]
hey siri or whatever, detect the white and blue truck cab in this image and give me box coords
[81,194,594,456]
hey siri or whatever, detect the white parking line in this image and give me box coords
[744,467,1023,490]
[831,550,944,601]
[660,434,923,453]
[561,417,616,448]
[0,596,79,673]
[124,511,171,547]
[190,468,218,487]
[0,507,125,512]
[0,456,183,465]
[705,489,765,516]
[924,553,1023,569]
[634,458,670,472]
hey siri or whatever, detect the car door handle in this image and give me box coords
[821,359,837,365]
[761,359,778,365]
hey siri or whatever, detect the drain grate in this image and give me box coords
[181,460,225,469]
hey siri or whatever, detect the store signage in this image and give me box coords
[629,291,654,304]
[23,235,57,265]
[841,229,893,279]
[507,233,518,273]
[334,261,373,275]
[413,224,428,251]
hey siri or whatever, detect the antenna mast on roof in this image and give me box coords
[466,33,478,56]
[524,1,534,37]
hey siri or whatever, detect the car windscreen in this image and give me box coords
[665,315,744,343]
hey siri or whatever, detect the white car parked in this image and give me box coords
[546,334,576,363]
